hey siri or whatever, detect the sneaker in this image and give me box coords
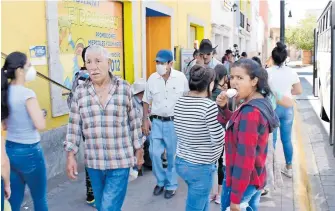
[261,189,269,196]
[214,194,221,204]
[86,199,95,207]
[281,167,293,178]
[209,194,215,202]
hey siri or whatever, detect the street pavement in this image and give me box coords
[20,65,334,211]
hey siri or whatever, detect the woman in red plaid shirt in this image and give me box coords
[216,59,279,211]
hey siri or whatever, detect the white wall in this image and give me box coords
[257,18,265,55]
[211,0,235,58]
[211,0,234,28]
[249,0,260,56]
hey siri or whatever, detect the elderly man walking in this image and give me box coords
[64,45,143,211]
[142,49,189,199]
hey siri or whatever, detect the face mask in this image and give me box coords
[156,64,167,76]
[83,73,89,79]
[25,66,37,82]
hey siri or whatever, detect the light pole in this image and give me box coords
[280,0,285,44]
[280,1,292,44]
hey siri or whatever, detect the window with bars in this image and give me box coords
[240,12,245,28]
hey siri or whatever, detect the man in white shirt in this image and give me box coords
[142,49,189,199]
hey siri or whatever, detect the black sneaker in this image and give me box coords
[138,169,143,176]
[153,185,164,196]
[164,190,176,199]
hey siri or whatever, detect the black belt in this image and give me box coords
[150,115,174,121]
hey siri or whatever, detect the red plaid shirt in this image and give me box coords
[218,104,269,204]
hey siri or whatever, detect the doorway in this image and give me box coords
[146,8,171,78]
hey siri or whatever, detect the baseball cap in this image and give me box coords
[155,50,173,63]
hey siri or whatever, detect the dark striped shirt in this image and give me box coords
[174,96,225,164]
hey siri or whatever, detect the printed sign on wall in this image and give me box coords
[58,0,124,89]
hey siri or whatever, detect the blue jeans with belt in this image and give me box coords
[176,157,216,211]
[6,141,48,211]
[273,105,294,165]
[86,168,130,211]
[149,118,178,190]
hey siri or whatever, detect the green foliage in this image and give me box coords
[285,15,317,50]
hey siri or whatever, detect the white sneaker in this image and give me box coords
[209,194,215,202]
[214,194,221,204]
[281,167,293,178]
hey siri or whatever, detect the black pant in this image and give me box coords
[85,168,94,201]
[217,151,224,186]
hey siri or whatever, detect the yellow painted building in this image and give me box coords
[1,0,211,177]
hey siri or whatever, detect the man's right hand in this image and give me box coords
[66,152,78,180]
[142,118,151,136]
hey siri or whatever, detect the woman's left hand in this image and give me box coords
[230,202,240,211]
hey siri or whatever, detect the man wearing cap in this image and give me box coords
[142,49,189,199]
[185,39,221,80]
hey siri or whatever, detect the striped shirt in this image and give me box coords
[174,96,225,164]
[64,75,143,170]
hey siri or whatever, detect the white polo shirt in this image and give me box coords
[143,69,189,117]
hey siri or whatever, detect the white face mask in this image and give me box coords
[25,66,37,82]
[156,64,167,76]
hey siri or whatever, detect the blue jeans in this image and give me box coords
[1,179,4,211]
[6,141,48,211]
[273,105,294,165]
[149,119,178,190]
[87,168,130,211]
[175,157,216,211]
[221,185,262,211]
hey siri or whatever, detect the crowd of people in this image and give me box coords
[1,39,302,211]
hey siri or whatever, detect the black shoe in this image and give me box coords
[261,189,269,196]
[153,185,164,196]
[164,190,176,199]
[138,169,143,176]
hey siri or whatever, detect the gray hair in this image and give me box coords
[85,45,110,61]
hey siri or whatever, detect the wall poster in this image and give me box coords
[47,0,124,117]
[180,48,195,74]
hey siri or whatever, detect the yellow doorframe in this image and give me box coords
[123,1,135,83]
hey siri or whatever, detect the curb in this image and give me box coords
[292,104,315,211]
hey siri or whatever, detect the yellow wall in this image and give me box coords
[160,1,211,70]
[160,1,211,48]
[1,1,68,131]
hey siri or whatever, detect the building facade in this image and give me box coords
[1,0,212,179]
[260,0,271,62]
[210,0,235,60]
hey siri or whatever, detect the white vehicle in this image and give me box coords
[313,0,335,156]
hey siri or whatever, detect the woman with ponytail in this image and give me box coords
[267,42,303,178]
[1,52,48,211]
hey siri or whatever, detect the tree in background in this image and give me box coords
[285,15,317,50]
